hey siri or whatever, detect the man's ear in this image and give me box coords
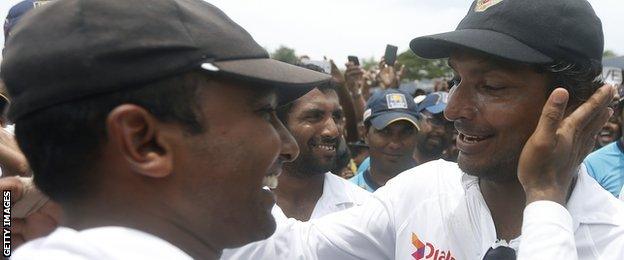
[106,104,173,178]
[363,127,370,145]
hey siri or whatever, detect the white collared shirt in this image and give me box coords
[309,172,373,219]
[224,159,624,259]
[222,172,371,259]
[12,226,193,259]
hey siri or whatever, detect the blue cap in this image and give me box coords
[363,88,420,130]
[415,91,448,114]
[4,0,53,41]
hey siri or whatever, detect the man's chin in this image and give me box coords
[231,214,276,248]
[457,154,518,183]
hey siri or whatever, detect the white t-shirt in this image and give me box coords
[12,226,193,259]
[223,160,624,259]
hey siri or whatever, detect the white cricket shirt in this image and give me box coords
[12,226,193,259]
[222,172,372,259]
[224,159,624,259]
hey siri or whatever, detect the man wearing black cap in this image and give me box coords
[3,0,330,258]
[349,88,421,192]
[220,0,621,259]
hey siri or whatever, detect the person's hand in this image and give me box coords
[518,85,615,205]
[329,59,345,86]
[343,61,365,95]
[377,59,403,89]
[0,128,30,177]
[1,177,62,249]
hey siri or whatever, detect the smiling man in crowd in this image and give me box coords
[349,88,421,192]
[270,65,370,221]
[2,0,330,259]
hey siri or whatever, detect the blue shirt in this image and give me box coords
[583,141,624,197]
[356,157,370,176]
[349,168,380,192]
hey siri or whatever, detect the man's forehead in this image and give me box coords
[294,88,341,110]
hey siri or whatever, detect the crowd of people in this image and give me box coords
[0,0,622,259]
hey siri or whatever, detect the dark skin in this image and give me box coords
[446,50,615,240]
[60,75,299,259]
[365,120,418,188]
[274,88,344,221]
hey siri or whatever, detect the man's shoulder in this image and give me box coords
[12,226,192,259]
[389,159,463,186]
[379,159,464,199]
[325,172,372,202]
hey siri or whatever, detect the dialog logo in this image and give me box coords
[411,233,455,260]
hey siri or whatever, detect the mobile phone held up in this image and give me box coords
[384,44,398,66]
[347,55,360,66]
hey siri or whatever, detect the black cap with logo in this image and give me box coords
[2,0,330,120]
[410,0,603,65]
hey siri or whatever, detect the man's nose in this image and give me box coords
[444,82,478,122]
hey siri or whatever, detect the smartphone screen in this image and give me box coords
[385,44,398,66]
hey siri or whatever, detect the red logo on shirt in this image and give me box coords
[411,233,455,260]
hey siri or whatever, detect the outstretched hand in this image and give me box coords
[518,85,615,205]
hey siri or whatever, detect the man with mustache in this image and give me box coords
[221,0,623,259]
[271,67,371,221]
[412,92,454,165]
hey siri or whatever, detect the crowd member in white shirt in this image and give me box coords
[270,64,371,221]
[2,0,331,259]
[219,0,623,259]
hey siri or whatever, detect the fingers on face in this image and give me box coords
[533,88,569,147]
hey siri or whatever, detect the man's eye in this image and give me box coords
[483,85,505,91]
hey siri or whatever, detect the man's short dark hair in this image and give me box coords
[539,59,603,106]
[14,71,207,203]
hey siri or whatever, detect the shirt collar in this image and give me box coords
[319,172,357,207]
[460,165,624,232]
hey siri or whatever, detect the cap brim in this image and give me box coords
[410,29,553,64]
[370,112,420,131]
[213,58,331,104]
[425,103,446,114]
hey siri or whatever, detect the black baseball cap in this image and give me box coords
[410,0,603,65]
[1,0,330,121]
[4,0,54,41]
[363,89,420,131]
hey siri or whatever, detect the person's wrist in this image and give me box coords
[524,186,567,206]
